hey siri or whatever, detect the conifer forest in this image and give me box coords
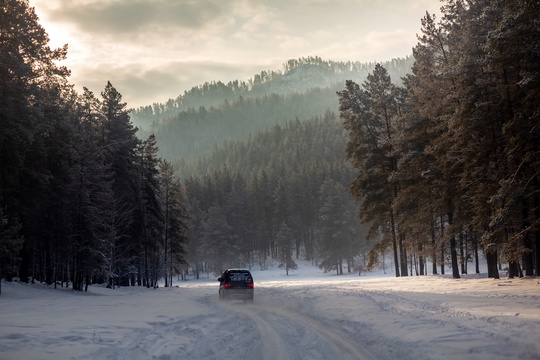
[0,0,538,293]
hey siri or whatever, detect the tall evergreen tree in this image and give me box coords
[402,9,462,279]
[0,0,71,285]
[136,134,163,287]
[68,89,116,291]
[160,160,188,286]
[100,82,141,285]
[338,64,406,276]
[482,0,540,276]
[183,177,205,278]
[399,0,539,278]
[200,206,239,272]
[0,0,68,206]
[276,222,297,275]
[317,180,361,275]
[0,207,23,294]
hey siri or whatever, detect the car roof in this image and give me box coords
[226,269,251,272]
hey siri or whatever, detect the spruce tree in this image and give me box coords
[200,206,239,272]
[68,88,116,291]
[160,160,187,286]
[100,82,141,285]
[276,222,297,275]
[317,180,362,275]
[137,135,163,287]
[0,0,70,285]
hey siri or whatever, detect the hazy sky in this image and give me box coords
[31,0,441,108]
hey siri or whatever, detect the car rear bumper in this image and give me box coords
[222,288,254,300]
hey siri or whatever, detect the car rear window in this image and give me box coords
[228,271,252,282]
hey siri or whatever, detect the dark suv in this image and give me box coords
[218,269,254,302]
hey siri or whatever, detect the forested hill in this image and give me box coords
[181,113,369,272]
[178,111,347,179]
[133,56,414,165]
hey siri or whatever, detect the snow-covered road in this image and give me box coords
[1,266,539,360]
[72,283,375,360]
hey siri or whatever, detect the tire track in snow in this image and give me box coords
[321,286,539,359]
[219,301,291,360]
[260,304,373,360]
[217,296,374,360]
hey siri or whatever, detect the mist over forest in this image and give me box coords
[1,0,538,293]
[132,56,414,166]
[126,56,415,276]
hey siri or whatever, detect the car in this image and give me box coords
[218,269,254,302]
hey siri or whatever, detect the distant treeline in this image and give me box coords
[131,56,413,130]
[181,114,369,276]
[132,57,414,163]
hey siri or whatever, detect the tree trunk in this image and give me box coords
[440,216,445,275]
[164,223,169,287]
[448,210,460,279]
[431,227,437,275]
[390,209,400,277]
[521,195,534,276]
[474,236,480,274]
[535,229,540,277]
[450,235,460,279]
[448,207,460,279]
[534,170,540,277]
[459,232,466,274]
[400,233,408,276]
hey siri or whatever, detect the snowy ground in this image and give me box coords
[1,262,539,360]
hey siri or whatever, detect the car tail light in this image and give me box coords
[248,283,254,288]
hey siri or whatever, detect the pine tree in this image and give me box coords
[338,64,406,276]
[276,222,297,275]
[160,160,188,286]
[397,11,456,276]
[183,176,205,278]
[317,180,361,275]
[482,0,540,276]
[227,174,255,265]
[68,89,116,291]
[100,82,141,286]
[200,206,239,272]
[136,134,163,287]
[402,9,463,279]
[0,0,69,204]
[0,0,71,285]
[0,207,23,294]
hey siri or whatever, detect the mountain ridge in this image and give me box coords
[133,56,414,172]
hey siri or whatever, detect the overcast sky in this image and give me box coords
[31,0,441,108]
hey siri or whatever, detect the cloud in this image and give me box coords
[242,12,277,33]
[69,60,267,107]
[278,36,310,50]
[31,0,444,107]
[46,0,226,34]
[364,29,416,50]
[313,28,417,63]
